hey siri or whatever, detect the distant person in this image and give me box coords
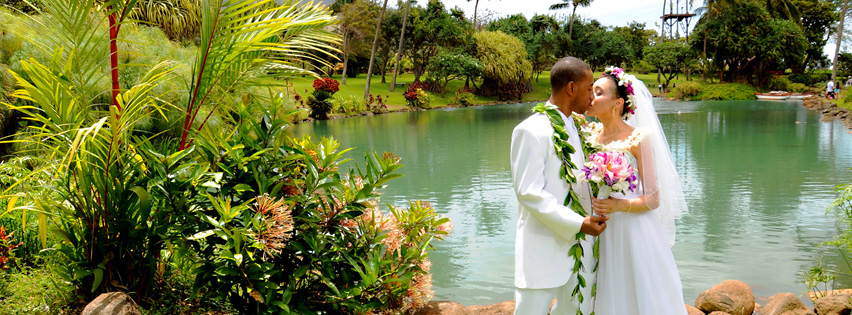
[827,79,835,99]
[846,76,852,88]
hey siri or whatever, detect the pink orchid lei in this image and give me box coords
[602,66,637,120]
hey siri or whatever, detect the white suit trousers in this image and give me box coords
[514,280,582,315]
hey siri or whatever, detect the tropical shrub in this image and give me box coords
[335,94,369,113]
[0,226,21,270]
[497,81,524,101]
[367,94,388,114]
[694,83,756,100]
[167,101,451,314]
[308,78,340,120]
[425,50,482,97]
[788,73,828,86]
[0,0,340,305]
[472,30,533,97]
[805,175,852,298]
[670,81,703,100]
[404,81,431,108]
[129,0,202,41]
[452,89,476,106]
[788,83,808,93]
[766,76,792,91]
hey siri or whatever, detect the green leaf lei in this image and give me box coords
[531,103,599,315]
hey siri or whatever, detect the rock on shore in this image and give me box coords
[802,96,852,130]
[412,280,852,315]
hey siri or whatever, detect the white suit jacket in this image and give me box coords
[510,105,594,289]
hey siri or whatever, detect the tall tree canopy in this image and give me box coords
[691,0,808,84]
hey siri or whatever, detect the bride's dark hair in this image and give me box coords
[601,73,630,120]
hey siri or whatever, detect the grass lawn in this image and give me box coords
[287,72,553,111]
[285,70,754,118]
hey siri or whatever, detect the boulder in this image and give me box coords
[695,280,755,315]
[759,292,815,315]
[81,292,142,315]
[686,304,705,315]
[814,294,852,315]
[464,301,514,315]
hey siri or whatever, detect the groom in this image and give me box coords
[510,56,606,315]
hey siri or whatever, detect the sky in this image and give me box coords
[440,0,694,34]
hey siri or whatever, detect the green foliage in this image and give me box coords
[334,94,369,113]
[452,90,475,106]
[691,0,808,83]
[425,50,482,97]
[670,81,703,100]
[308,90,334,120]
[338,0,378,80]
[694,83,756,100]
[788,72,828,86]
[164,101,450,313]
[788,82,808,93]
[805,177,852,297]
[766,76,793,91]
[612,21,654,62]
[644,42,694,88]
[176,0,340,150]
[0,0,43,14]
[129,0,201,41]
[407,0,472,81]
[791,0,838,72]
[473,30,532,85]
[0,264,74,315]
[570,20,634,69]
[837,52,852,78]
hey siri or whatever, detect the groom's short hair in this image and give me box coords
[550,57,591,92]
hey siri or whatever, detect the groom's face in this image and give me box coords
[569,69,595,114]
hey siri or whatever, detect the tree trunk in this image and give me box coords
[568,5,577,40]
[342,52,350,85]
[108,12,121,113]
[832,0,849,82]
[364,0,390,100]
[390,0,412,92]
[380,44,391,83]
[473,0,480,30]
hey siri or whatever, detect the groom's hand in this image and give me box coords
[580,215,608,236]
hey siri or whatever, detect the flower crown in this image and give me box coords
[602,66,637,120]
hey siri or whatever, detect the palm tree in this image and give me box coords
[549,0,592,40]
[364,0,389,100]
[2,1,340,298]
[390,0,412,92]
[833,0,849,82]
[765,0,801,21]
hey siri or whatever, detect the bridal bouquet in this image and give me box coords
[582,151,639,199]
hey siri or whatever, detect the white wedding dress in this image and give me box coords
[592,129,687,315]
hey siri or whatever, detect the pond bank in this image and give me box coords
[292,98,547,124]
[802,96,852,131]
[413,280,852,315]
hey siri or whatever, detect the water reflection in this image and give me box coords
[294,100,852,306]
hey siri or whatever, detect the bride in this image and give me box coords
[585,67,689,315]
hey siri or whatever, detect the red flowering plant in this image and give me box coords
[308,77,340,120]
[403,82,431,108]
[0,226,22,270]
[312,77,340,94]
[367,94,389,114]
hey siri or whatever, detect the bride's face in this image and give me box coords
[587,77,624,118]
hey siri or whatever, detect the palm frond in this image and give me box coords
[179,0,340,150]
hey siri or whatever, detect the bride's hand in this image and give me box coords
[593,198,628,215]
